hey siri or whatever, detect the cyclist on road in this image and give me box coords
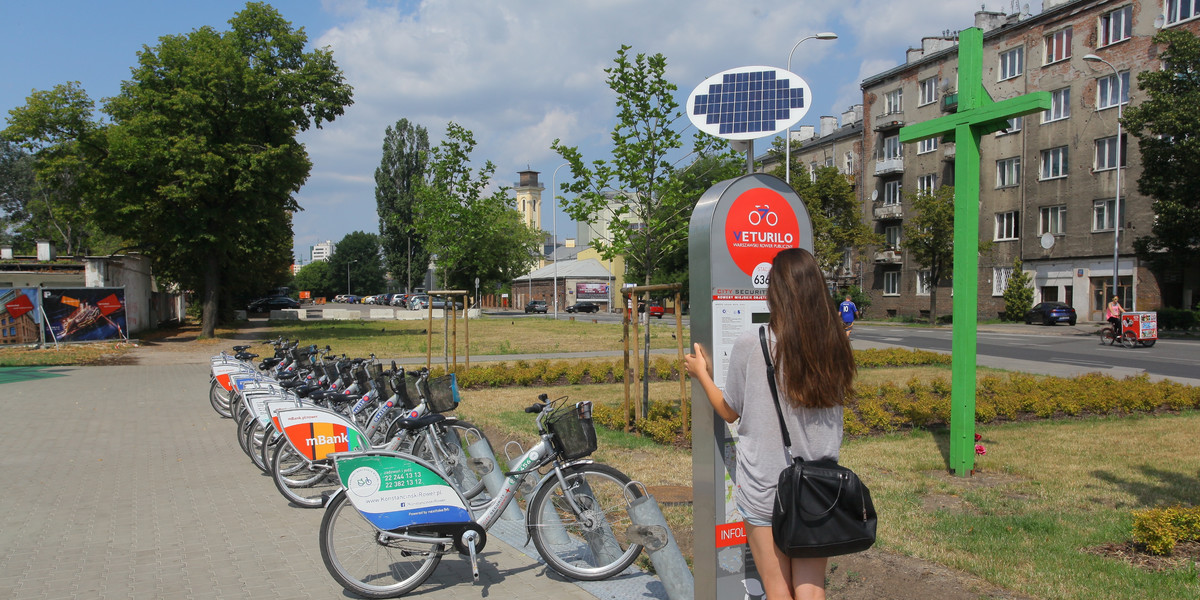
[1106,295,1125,338]
[839,294,859,337]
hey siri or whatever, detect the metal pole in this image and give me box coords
[551,162,569,319]
[1084,55,1124,307]
[784,32,838,184]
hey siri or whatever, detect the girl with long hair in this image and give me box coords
[685,248,856,600]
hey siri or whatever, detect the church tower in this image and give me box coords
[513,170,544,231]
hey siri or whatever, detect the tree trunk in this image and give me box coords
[928,279,938,326]
[200,255,220,338]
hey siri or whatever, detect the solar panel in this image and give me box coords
[687,66,812,140]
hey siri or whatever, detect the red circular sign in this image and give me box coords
[724,188,801,276]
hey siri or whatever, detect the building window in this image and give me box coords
[1165,0,1200,25]
[809,161,819,183]
[1098,71,1130,109]
[883,180,902,205]
[883,271,900,296]
[825,156,834,168]
[1043,88,1071,123]
[1041,146,1069,180]
[843,151,855,175]
[885,88,903,114]
[917,137,939,154]
[995,210,1020,241]
[882,135,901,160]
[1044,27,1073,64]
[917,174,937,195]
[1095,134,1128,170]
[917,269,932,296]
[1040,205,1067,235]
[999,46,1024,80]
[884,225,902,249]
[919,76,939,106]
[1093,198,1126,231]
[1099,5,1132,46]
[997,157,1021,188]
[993,267,1013,296]
[996,116,1023,136]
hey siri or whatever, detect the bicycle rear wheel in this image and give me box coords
[209,379,232,418]
[320,492,443,598]
[271,442,339,508]
[1101,328,1116,345]
[411,420,488,500]
[527,463,643,581]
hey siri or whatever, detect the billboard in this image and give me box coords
[0,288,43,345]
[575,283,609,300]
[41,288,126,342]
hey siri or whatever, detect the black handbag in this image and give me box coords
[759,327,877,558]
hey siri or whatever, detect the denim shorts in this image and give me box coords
[737,502,772,527]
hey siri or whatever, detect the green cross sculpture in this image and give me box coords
[899,28,1051,476]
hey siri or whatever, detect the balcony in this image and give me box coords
[873,202,903,220]
[942,142,956,162]
[874,249,903,264]
[873,114,905,132]
[942,93,958,113]
[874,157,905,176]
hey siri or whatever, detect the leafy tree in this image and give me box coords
[902,186,956,324]
[552,45,697,289]
[776,163,881,275]
[375,118,430,292]
[1123,29,1200,304]
[1002,257,1034,321]
[414,123,542,291]
[0,141,35,246]
[3,3,354,336]
[328,231,386,296]
[291,260,335,300]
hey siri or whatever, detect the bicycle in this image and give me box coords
[1100,320,1136,348]
[316,394,644,598]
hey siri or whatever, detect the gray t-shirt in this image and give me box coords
[723,327,843,522]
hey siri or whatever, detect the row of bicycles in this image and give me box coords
[208,338,644,598]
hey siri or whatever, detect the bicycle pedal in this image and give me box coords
[464,531,480,582]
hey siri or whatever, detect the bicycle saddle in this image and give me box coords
[388,413,446,431]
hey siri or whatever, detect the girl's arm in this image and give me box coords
[684,343,740,424]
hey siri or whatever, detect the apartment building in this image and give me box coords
[859,0,1198,321]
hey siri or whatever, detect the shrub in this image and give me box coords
[1132,505,1200,555]
[1157,307,1198,331]
[1002,257,1034,322]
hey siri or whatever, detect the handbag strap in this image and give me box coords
[759,326,795,459]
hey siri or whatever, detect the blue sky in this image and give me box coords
[1,0,1044,265]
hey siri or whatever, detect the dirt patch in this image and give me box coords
[827,549,1035,599]
[1083,540,1200,572]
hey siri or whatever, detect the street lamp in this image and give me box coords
[785,32,838,185]
[346,259,358,296]
[1083,54,1125,306]
[551,162,570,320]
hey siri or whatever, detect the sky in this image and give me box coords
[1,0,1046,265]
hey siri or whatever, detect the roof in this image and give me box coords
[549,244,587,261]
[513,258,613,282]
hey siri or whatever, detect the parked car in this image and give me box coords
[408,294,430,310]
[391,294,408,307]
[1025,301,1077,326]
[344,294,360,304]
[638,302,665,319]
[247,296,300,312]
[525,300,548,314]
[566,301,600,313]
[431,297,464,310]
[363,295,377,305]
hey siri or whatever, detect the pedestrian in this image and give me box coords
[685,248,855,600]
[838,293,858,337]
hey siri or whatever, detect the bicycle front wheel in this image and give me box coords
[319,492,443,598]
[1120,332,1137,348]
[527,463,643,581]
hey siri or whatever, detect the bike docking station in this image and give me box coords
[688,172,813,599]
[685,62,816,600]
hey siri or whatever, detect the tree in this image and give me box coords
[1002,257,1034,321]
[291,260,335,300]
[552,45,695,290]
[776,162,881,275]
[414,123,542,291]
[1123,29,1200,304]
[375,119,430,292]
[328,232,386,297]
[903,186,956,324]
[3,3,354,337]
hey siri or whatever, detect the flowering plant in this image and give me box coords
[975,432,987,456]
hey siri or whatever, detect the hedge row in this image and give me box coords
[1132,505,1200,555]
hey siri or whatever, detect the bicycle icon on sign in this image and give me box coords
[748,204,778,226]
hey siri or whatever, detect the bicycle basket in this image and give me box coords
[422,373,461,413]
[353,364,371,389]
[391,370,417,409]
[546,400,597,460]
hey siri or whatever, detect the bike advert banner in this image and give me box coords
[336,454,471,530]
[576,282,609,300]
[277,407,368,461]
[41,287,126,342]
[0,288,43,345]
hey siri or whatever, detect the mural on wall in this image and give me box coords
[41,288,126,342]
[0,288,43,345]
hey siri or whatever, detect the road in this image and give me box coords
[852,323,1200,384]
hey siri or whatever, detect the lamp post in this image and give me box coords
[785,32,838,185]
[1083,54,1124,306]
[346,259,357,296]
[551,162,569,320]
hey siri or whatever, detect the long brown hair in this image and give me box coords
[766,248,855,408]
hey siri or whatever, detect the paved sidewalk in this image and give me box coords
[0,361,664,599]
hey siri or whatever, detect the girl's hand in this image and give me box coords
[684,343,711,380]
